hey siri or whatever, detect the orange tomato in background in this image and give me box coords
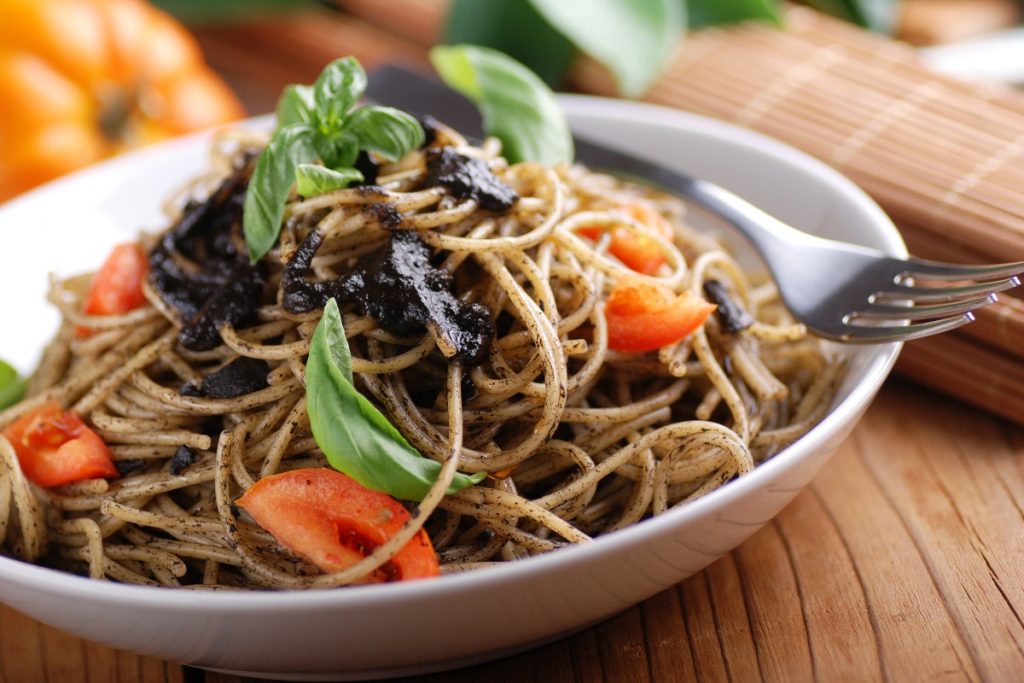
[0,0,244,202]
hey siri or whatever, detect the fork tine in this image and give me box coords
[903,258,1024,282]
[854,293,997,321]
[841,312,975,343]
[876,275,1021,303]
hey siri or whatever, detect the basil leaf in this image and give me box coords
[527,0,684,98]
[444,0,575,87]
[306,299,485,501]
[295,164,364,197]
[314,130,360,170]
[276,84,316,127]
[243,124,318,263]
[0,359,25,411]
[345,106,425,162]
[687,0,782,28]
[430,44,573,165]
[313,57,367,135]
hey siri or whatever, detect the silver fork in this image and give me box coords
[682,180,1024,343]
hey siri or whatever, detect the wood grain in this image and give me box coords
[4,381,1023,682]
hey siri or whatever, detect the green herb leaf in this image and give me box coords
[276,84,316,127]
[0,359,26,411]
[306,299,485,501]
[314,130,360,170]
[430,44,573,165]
[527,0,684,97]
[313,57,367,135]
[444,0,576,87]
[687,0,782,28]
[295,164,364,197]
[243,123,318,263]
[345,106,425,162]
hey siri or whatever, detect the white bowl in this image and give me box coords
[0,96,902,680]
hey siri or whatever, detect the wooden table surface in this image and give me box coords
[3,10,1024,683]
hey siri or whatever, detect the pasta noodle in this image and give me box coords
[0,123,840,588]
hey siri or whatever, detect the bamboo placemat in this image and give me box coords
[335,1,1024,423]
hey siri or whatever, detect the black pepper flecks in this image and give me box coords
[368,202,404,229]
[703,279,754,334]
[200,357,270,399]
[424,147,518,213]
[148,154,266,351]
[170,445,197,476]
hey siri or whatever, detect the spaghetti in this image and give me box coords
[0,122,839,589]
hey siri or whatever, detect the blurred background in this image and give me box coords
[2,0,1023,203]
[176,0,1024,112]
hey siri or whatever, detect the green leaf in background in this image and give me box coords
[528,0,685,98]
[430,44,573,165]
[306,299,485,502]
[276,85,316,127]
[243,123,318,262]
[0,359,26,411]
[345,106,425,161]
[295,164,364,197]
[847,0,899,34]
[444,0,576,87]
[687,0,783,29]
[800,0,899,33]
[313,57,367,135]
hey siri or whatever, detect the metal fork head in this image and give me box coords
[810,256,1023,343]
[674,173,1023,344]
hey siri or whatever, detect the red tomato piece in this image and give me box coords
[605,279,717,353]
[2,400,118,487]
[579,203,675,275]
[77,242,148,336]
[236,468,440,583]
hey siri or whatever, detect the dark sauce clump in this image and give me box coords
[703,279,754,334]
[170,445,197,476]
[182,356,270,399]
[424,147,519,213]
[284,229,494,366]
[148,156,265,351]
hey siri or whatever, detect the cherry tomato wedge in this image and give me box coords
[2,400,118,487]
[236,468,440,582]
[579,203,675,275]
[605,279,717,353]
[77,242,148,336]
